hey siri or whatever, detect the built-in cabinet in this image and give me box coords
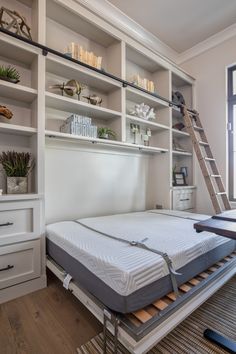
[0,0,196,301]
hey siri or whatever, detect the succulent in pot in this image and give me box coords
[0,151,33,194]
[0,65,20,84]
[97,127,116,140]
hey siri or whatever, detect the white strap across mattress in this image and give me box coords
[46,210,231,296]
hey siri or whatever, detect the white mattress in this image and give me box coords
[46,210,231,296]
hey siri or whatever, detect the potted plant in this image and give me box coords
[97,127,116,140]
[0,65,20,84]
[0,151,33,194]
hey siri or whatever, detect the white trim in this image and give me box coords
[75,0,178,63]
[178,23,236,64]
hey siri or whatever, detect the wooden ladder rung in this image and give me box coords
[204,157,216,162]
[211,175,221,178]
[199,141,209,146]
[216,192,227,195]
[193,125,204,131]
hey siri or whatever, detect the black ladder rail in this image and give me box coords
[0,27,197,116]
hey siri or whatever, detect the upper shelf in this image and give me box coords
[46,0,119,48]
[0,80,37,103]
[46,56,121,93]
[45,92,121,120]
[126,45,165,73]
[0,35,38,67]
[126,87,169,109]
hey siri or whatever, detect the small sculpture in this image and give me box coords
[0,105,13,119]
[49,80,85,100]
[0,7,32,40]
[83,94,102,106]
[129,103,156,121]
[130,123,140,144]
[172,91,185,105]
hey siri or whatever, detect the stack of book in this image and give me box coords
[130,74,155,93]
[64,43,102,70]
[60,114,98,138]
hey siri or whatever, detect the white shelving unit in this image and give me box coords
[0,0,196,302]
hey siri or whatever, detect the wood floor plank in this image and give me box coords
[0,270,101,354]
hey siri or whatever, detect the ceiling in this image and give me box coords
[107,0,236,53]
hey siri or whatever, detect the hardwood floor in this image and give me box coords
[0,270,102,354]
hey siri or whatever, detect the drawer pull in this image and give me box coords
[0,222,14,227]
[0,265,14,272]
[180,198,190,202]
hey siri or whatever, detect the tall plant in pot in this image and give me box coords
[0,151,33,194]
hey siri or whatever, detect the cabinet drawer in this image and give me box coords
[0,201,40,241]
[0,208,32,237]
[173,189,195,211]
[0,240,40,290]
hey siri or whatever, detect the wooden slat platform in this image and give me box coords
[126,251,236,327]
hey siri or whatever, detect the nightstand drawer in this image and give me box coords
[0,240,40,290]
[173,189,195,211]
[0,208,32,237]
[0,201,40,241]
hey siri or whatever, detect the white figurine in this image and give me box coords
[129,103,156,120]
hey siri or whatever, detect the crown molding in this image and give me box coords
[177,23,236,64]
[75,0,178,63]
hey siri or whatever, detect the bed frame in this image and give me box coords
[47,252,236,354]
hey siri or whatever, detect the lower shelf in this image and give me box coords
[45,130,169,154]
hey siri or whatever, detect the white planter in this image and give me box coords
[7,177,28,194]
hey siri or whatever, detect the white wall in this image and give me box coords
[181,35,236,214]
[45,140,151,223]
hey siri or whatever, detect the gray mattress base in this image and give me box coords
[46,238,236,313]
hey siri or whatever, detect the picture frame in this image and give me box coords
[173,172,187,186]
[180,166,188,177]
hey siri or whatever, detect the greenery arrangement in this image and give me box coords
[97,127,116,140]
[0,151,32,177]
[0,65,20,83]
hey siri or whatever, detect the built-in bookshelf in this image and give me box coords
[0,0,197,301]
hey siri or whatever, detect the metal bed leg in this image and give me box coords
[103,309,120,354]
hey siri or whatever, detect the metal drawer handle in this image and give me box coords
[180,198,190,201]
[0,222,14,227]
[0,265,14,272]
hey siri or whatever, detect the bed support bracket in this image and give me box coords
[103,309,120,354]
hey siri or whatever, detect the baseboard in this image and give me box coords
[0,275,47,304]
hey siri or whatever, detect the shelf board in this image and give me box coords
[0,80,37,103]
[126,87,169,109]
[171,186,196,190]
[46,56,121,94]
[45,130,168,154]
[45,92,121,120]
[46,0,118,48]
[172,150,192,156]
[126,115,169,131]
[172,129,190,137]
[0,35,38,66]
[0,123,37,136]
[0,194,42,202]
[126,45,164,73]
